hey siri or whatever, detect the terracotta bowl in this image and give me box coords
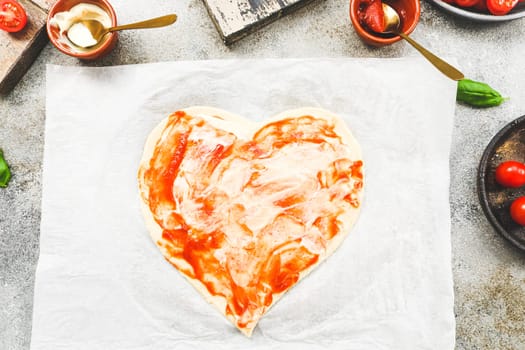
[349,0,420,47]
[47,0,118,60]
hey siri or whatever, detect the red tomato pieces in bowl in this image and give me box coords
[443,0,521,15]
[456,0,480,7]
[487,0,519,15]
[0,0,27,33]
[357,0,386,33]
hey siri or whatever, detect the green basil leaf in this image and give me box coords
[0,149,12,188]
[457,79,507,108]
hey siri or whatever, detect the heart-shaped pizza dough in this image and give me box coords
[138,106,364,336]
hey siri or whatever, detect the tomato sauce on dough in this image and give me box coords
[140,111,363,332]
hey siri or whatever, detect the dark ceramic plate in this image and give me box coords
[478,116,525,252]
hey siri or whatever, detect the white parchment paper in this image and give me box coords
[33,58,457,350]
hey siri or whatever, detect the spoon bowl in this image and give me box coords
[68,14,177,49]
[382,2,401,34]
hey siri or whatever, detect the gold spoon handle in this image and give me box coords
[398,32,464,81]
[108,14,177,33]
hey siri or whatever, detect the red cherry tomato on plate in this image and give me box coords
[510,196,525,226]
[487,0,519,15]
[472,0,488,12]
[456,0,480,8]
[495,161,525,188]
[0,0,27,33]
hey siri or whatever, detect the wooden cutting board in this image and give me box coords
[0,0,53,94]
[203,0,318,45]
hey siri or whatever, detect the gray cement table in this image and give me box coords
[1,0,524,348]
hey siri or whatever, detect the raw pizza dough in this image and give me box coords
[138,106,364,336]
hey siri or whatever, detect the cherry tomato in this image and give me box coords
[0,0,27,33]
[495,161,525,188]
[487,0,519,15]
[456,0,480,7]
[510,196,525,226]
[472,0,488,12]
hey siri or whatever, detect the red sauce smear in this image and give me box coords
[139,111,363,333]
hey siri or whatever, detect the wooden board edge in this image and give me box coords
[203,0,320,45]
[0,22,48,95]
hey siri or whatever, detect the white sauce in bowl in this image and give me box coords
[49,3,112,51]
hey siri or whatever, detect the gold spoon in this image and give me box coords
[381,4,464,81]
[68,14,177,48]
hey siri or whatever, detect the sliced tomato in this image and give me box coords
[362,0,385,33]
[0,0,27,33]
[487,0,519,15]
